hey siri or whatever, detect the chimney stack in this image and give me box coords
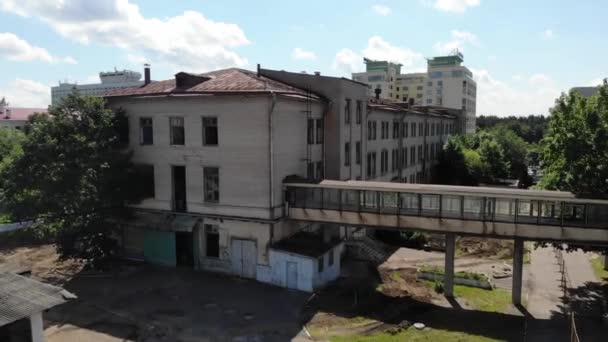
[374,87,381,100]
[144,64,151,85]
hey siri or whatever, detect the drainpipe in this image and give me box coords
[268,92,277,219]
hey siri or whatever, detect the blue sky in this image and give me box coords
[0,0,606,116]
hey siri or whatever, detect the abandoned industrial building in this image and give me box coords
[103,66,463,291]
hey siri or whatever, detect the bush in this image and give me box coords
[434,280,444,294]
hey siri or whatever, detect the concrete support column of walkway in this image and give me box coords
[444,233,455,297]
[30,312,44,342]
[512,238,524,305]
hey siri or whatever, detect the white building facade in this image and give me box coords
[52,69,144,105]
[105,67,459,292]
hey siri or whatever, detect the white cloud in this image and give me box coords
[0,0,249,72]
[0,32,76,64]
[542,29,554,40]
[333,48,363,74]
[372,4,391,16]
[292,48,317,61]
[362,36,425,69]
[473,69,561,116]
[433,30,479,54]
[587,78,606,86]
[0,79,50,107]
[333,36,425,76]
[432,0,480,13]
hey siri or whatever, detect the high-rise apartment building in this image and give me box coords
[352,51,477,134]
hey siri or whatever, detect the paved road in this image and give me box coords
[525,247,563,319]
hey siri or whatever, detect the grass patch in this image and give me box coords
[329,328,505,342]
[419,265,488,282]
[590,256,608,282]
[421,281,511,313]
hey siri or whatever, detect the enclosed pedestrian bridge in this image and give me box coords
[284,180,608,244]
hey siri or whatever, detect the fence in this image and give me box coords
[556,249,581,342]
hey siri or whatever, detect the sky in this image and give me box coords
[0,0,606,116]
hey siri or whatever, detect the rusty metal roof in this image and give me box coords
[104,68,320,99]
[0,272,76,326]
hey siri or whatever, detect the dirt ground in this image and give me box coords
[0,244,310,342]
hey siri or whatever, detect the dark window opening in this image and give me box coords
[172,165,186,212]
[140,117,153,145]
[203,117,218,146]
[170,117,185,145]
[205,224,220,258]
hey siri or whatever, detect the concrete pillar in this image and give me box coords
[444,233,455,297]
[30,312,44,342]
[512,238,524,305]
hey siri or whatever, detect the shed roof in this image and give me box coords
[0,108,47,121]
[0,272,76,326]
[104,68,321,99]
[271,232,339,258]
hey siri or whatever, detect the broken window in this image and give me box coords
[205,224,219,258]
[204,167,219,203]
[140,117,153,145]
[170,117,185,145]
[202,117,218,146]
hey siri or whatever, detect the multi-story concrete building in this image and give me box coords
[352,51,477,134]
[51,69,144,105]
[0,98,46,130]
[104,66,459,292]
[396,73,426,105]
[424,52,477,133]
[352,59,402,101]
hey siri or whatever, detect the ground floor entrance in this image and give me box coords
[231,239,257,279]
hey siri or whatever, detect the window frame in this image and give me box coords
[202,116,218,146]
[169,116,185,146]
[203,166,220,203]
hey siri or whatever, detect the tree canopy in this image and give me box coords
[0,94,142,267]
[540,80,608,198]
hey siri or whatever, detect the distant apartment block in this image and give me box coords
[103,66,460,292]
[352,51,477,134]
[51,69,145,105]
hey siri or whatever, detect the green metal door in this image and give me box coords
[144,230,176,267]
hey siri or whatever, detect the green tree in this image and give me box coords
[491,126,529,182]
[479,139,509,182]
[433,139,477,185]
[0,127,25,171]
[540,80,608,198]
[0,94,142,268]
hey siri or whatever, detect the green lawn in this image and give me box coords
[590,256,608,282]
[329,328,505,342]
[453,285,511,313]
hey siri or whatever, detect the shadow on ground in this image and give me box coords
[43,262,309,342]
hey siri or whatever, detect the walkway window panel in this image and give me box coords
[293,188,307,208]
[441,195,462,218]
[361,191,379,213]
[421,194,440,217]
[495,198,516,223]
[562,203,586,227]
[463,197,484,220]
[307,188,323,209]
[399,193,419,216]
[323,188,340,210]
[517,200,539,224]
[539,201,561,225]
[583,203,608,228]
[341,190,359,212]
[380,192,398,214]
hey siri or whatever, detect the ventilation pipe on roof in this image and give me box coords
[257,63,261,77]
[144,64,151,85]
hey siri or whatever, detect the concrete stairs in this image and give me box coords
[346,235,394,264]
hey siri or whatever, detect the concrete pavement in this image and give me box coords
[525,247,563,318]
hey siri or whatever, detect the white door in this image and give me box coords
[286,262,298,290]
[231,239,257,279]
